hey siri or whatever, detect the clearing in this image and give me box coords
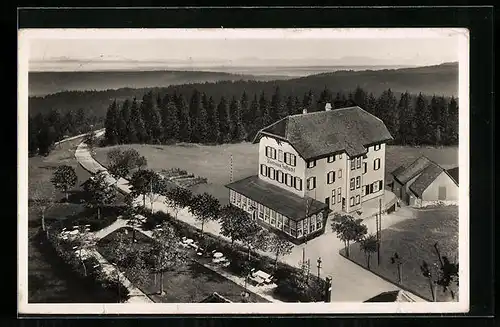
[341,205,459,302]
[93,143,458,206]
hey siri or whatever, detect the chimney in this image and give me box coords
[302,108,308,114]
[325,103,332,111]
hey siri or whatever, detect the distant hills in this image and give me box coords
[28,62,458,118]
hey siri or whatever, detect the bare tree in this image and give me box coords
[30,180,57,233]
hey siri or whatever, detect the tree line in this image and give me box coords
[104,86,459,147]
[29,107,102,157]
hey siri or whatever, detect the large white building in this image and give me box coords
[226,105,393,243]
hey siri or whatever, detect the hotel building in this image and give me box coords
[226,105,393,244]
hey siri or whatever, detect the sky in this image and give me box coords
[25,29,462,71]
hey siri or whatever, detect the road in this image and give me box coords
[75,136,426,302]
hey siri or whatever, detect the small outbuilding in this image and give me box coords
[389,156,458,207]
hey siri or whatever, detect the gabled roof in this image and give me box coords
[225,175,328,221]
[364,290,415,302]
[409,162,446,197]
[446,167,459,185]
[391,156,433,184]
[199,292,232,303]
[253,106,393,160]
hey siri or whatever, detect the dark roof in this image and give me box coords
[225,175,329,221]
[199,292,232,303]
[253,106,393,159]
[446,167,459,184]
[364,290,415,302]
[409,162,446,197]
[391,156,433,184]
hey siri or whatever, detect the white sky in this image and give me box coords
[24,29,463,71]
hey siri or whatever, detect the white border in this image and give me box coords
[18,28,470,315]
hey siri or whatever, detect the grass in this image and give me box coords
[340,205,459,302]
[27,137,125,303]
[97,227,269,303]
[94,143,457,206]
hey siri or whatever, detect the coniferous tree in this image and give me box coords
[377,89,398,136]
[177,95,192,143]
[353,86,367,108]
[240,91,251,129]
[285,95,295,117]
[119,99,134,144]
[189,89,202,123]
[247,94,261,138]
[105,100,120,145]
[229,97,247,142]
[293,96,302,115]
[438,96,449,145]
[318,86,333,111]
[217,96,231,143]
[130,98,147,143]
[162,99,180,142]
[346,91,356,106]
[333,92,344,109]
[140,91,163,143]
[206,96,220,144]
[302,90,314,112]
[397,92,416,145]
[259,92,273,128]
[62,110,76,136]
[75,108,87,133]
[271,86,286,119]
[446,96,459,145]
[416,93,433,145]
[193,99,209,143]
[47,108,64,141]
[28,116,39,156]
[365,92,377,115]
[429,95,442,145]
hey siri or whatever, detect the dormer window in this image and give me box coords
[307,160,316,168]
[327,155,336,163]
[374,144,381,151]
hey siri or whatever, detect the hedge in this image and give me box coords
[41,227,130,303]
[136,207,327,302]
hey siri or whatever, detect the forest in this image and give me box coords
[102,85,459,149]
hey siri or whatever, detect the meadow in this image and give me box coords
[94,142,458,206]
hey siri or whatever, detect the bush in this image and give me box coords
[276,273,325,302]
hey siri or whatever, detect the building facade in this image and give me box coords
[226,105,393,243]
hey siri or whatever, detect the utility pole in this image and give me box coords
[317,257,322,279]
[230,154,233,183]
[377,198,382,266]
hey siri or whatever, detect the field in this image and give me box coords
[97,227,269,303]
[341,205,459,302]
[27,138,124,303]
[93,143,458,206]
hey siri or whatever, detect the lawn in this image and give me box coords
[94,143,458,206]
[97,227,269,303]
[340,205,459,302]
[27,137,125,303]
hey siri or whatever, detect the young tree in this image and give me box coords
[151,221,184,295]
[164,186,193,219]
[83,173,116,220]
[268,234,294,270]
[51,165,78,201]
[360,234,379,269]
[420,260,438,301]
[72,225,97,277]
[30,181,56,232]
[129,169,161,208]
[390,252,404,284]
[146,178,168,214]
[188,192,220,237]
[331,213,368,258]
[241,224,270,260]
[122,193,142,243]
[218,205,251,247]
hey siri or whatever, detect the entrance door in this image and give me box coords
[438,186,447,200]
[325,197,330,208]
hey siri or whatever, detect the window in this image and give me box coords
[307,160,316,168]
[268,167,276,180]
[285,174,294,187]
[230,190,235,203]
[350,178,355,190]
[277,170,284,183]
[332,190,336,204]
[236,193,241,203]
[365,185,370,196]
[260,164,267,177]
[373,180,380,192]
[351,158,356,170]
[277,213,283,229]
[270,210,276,225]
[294,177,303,191]
[356,176,361,189]
[338,169,342,178]
[356,195,360,205]
[284,152,289,164]
[310,215,316,232]
[374,158,381,170]
[337,187,342,202]
[350,197,355,206]
[327,171,335,184]
[290,220,297,237]
[363,162,367,174]
[297,220,303,238]
[374,144,381,151]
[290,154,297,167]
[307,177,317,190]
[264,207,270,223]
[278,150,284,162]
[327,155,336,163]
[283,216,290,233]
[258,204,264,219]
[356,157,361,169]
[303,218,309,235]
[339,153,343,159]
[271,148,277,159]
[316,212,323,229]
[265,146,273,158]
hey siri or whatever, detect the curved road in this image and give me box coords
[75,134,426,303]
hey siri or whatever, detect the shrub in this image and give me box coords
[276,272,325,302]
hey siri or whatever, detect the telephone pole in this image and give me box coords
[229,154,233,183]
[377,198,382,265]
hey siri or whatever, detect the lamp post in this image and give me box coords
[317,257,322,279]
